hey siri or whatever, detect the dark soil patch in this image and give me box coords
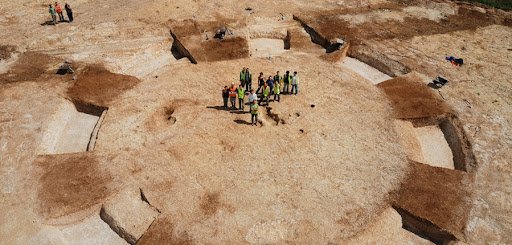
[137,216,193,245]
[0,52,56,84]
[295,4,497,47]
[35,154,114,219]
[392,160,474,240]
[200,192,221,216]
[200,37,249,62]
[168,19,249,62]
[0,45,16,60]
[67,65,140,108]
[377,74,452,119]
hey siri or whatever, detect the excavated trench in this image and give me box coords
[393,206,456,245]
[293,15,343,53]
[170,31,197,64]
[39,99,107,154]
[403,115,477,172]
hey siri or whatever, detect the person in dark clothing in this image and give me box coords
[283,71,291,94]
[245,68,252,91]
[65,3,73,22]
[266,76,274,96]
[256,72,264,94]
[222,86,229,109]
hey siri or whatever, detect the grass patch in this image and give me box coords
[462,0,512,10]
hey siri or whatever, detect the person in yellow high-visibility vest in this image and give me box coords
[250,100,259,126]
[260,82,270,106]
[273,79,281,102]
[237,84,246,110]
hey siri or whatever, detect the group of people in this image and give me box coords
[48,2,73,25]
[222,68,300,126]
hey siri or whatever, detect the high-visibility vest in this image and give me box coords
[274,82,280,94]
[251,104,259,114]
[229,87,237,97]
[240,71,246,81]
[237,87,245,98]
[262,86,270,97]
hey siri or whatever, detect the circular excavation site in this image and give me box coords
[1,1,511,245]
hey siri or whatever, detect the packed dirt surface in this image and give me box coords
[0,0,511,244]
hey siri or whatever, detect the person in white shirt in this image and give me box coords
[291,71,299,95]
[248,89,258,112]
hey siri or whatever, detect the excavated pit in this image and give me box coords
[170,31,197,64]
[393,206,457,245]
[293,15,343,53]
[340,57,392,84]
[398,115,477,172]
[38,99,107,154]
[249,38,287,57]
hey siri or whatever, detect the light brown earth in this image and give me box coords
[0,0,511,244]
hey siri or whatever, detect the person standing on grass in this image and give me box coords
[273,78,281,102]
[55,2,65,22]
[237,84,246,110]
[228,83,237,109]
[256,72,264,94]
[222,86,229,109]
[291,71,299,95]
[245,68,252,91]
[49,4,57,25]
[65,3,73,22]
[250,101,259,126]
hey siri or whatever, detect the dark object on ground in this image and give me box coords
[446,56,464,66]
[245,7,253,11]
[57,61,74,75]
[214,26,233,40]
[428,76,449,89]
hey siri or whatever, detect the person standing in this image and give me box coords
[55,2,65,22]
[239,67,246,88]
[250,101,259,126]
[222,86,229,109]
[245,68,252,91]
[260,82,270,106]
[256,72,264,94]
[248,89,258,112]
[228,83,237,109]
[266,76,274,96]
[273,71,282,88]
[291,71,299,95]
[283,71,291,94]
[65,3,73,22]
[273,79,281,102]
[48,4,57,25]
[237,84,246,110]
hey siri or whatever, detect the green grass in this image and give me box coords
[463,0,512,10]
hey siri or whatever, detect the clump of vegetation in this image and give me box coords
[463,0,512,10]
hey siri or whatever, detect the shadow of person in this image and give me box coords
[40,20,56,26]
[234,119,251,125]
[206,106,228,111]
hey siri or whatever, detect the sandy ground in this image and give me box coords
[0,0,511,244]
